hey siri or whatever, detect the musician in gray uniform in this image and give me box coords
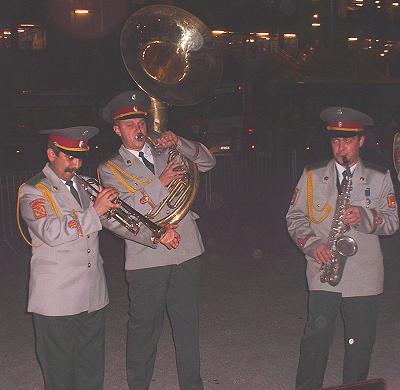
[18,126,179,390]
[286,107,399,390]
[98,90,216,390]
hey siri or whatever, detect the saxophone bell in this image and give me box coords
[335,235,358,257]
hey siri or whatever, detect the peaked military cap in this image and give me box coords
[320,106,374,138]
[39,126,99,158]
[101,90,151,123]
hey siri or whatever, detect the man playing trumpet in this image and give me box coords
[98,90,216,390]
[18,126,179,390]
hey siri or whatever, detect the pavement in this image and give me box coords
[1,200,400,390]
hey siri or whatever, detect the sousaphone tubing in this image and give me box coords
[120,5,222,225]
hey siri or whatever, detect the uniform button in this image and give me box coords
[87,249,91,253]
[88,262,91,268]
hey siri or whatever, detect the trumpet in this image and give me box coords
[74,173,166,239]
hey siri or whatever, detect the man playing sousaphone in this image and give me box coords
[98,90,215,390]
[286,107,399,389]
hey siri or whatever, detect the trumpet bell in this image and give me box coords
[120,5,223,106]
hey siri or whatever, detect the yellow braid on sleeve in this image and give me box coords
[16,184,42,247]
[105,161,152,193]
[35,183,63,217]
[306,169,332,224]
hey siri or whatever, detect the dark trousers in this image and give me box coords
[33,308,106,390]
[295,291,379,390]
[126,257,204,390]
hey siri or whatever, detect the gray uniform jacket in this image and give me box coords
[98,137,216,270]
[286,159,399,297]
[19,163,156,316]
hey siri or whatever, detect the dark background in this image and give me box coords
[2,0,400,172]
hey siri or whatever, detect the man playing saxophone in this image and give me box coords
[286,107,399,390]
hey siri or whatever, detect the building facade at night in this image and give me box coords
[2,0,400,169]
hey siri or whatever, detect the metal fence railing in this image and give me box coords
[0,152,297,247]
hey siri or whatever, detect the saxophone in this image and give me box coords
[320,157,358,286]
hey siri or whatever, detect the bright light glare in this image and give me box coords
[74,9,90,14]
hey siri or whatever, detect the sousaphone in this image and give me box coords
[120,5,222,225]
[393,131,400,175]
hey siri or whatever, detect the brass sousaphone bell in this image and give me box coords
[120,5,222,225]
[393,131,400,175]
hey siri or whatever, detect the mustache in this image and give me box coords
[65,168,77,173]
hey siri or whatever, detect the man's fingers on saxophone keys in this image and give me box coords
[314,244,332,264]
[343,206,361,225]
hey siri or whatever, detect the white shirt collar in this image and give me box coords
[61,176,78,189]
[126,143,154,164]
[335,161,357,182]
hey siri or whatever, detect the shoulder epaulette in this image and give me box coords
[363,160,387,174]
[25,172,46,187]
[305,160,329,172]
[100,152,119,165]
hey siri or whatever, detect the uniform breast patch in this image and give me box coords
[387,193,397,208]
[31,199,47,219]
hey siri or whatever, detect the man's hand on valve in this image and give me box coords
[159,159,186,186]
[154,131,182,149]
[94,187,120,216]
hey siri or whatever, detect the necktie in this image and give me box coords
[139,151,155,174]
[65,180,82,207]
[339,171,349,194]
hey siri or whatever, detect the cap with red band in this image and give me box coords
[113,104,148,121]
[39,126,99,158]
[320,107,374,138]
[48,133,89,152]
[101,90,151,123]
[326,121,365,132]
